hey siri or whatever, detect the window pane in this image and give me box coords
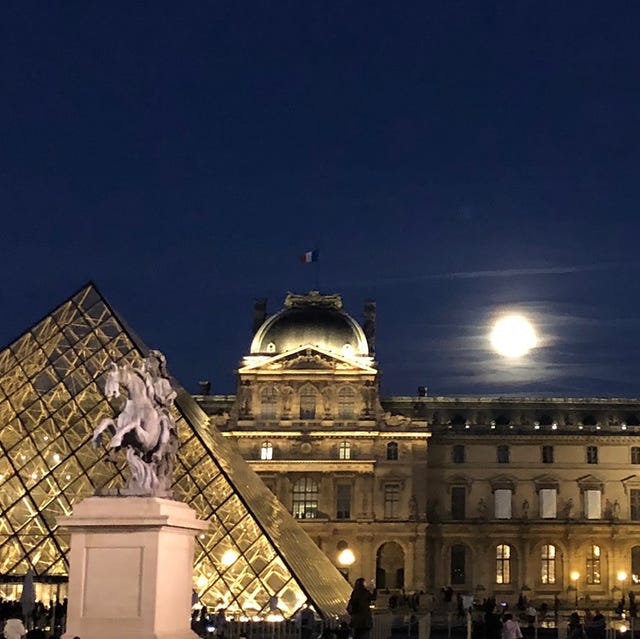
[299,386,317,419]
[451,487,466,520]
[386,442,398,460]
[451,545,466,585]
[336,484,351,520]
[495,490,512,519]
[496,544,511,584]
[337,387,355,419]
[384,484,400,519]
[541,544,556,584]
[292,477,318,519]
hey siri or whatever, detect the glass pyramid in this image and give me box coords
[0,283,351,618]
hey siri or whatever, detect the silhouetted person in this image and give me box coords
[347,578,376,639]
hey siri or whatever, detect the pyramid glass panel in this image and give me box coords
[0,283,351,618]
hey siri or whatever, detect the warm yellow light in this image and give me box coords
[221,549,239,566]
[196,575,208,589]
[618,571,628,582]
[490,315,538,358]
[337,548,356,566]
[620,625,628,634]
[570,571,580,582]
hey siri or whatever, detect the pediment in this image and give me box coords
[533,473,560,489]
[576,474,604,491]
[489,474,518,491]
[239,344,377,374]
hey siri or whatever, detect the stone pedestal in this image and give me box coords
[60,496,208,639]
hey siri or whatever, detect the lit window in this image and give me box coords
[586,545,601,584]
[452,445,465,464]
[338,441,351,460]
[451,544,466,585]
[338,386,356,419]
[386,442,399,460]
[384,483,401,519]
[632,448,640,464]
[260,386,277,419]
[541,544,556,584]
[496,544,511,584]
[292,477,319,519]
[299,385,317,419]
[260,441,273,460]
[497,445,510,463]
[587,446,598,464]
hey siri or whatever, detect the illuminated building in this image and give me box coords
[197,291,640,606]
[0,284,350,617]
[2,284,640,609]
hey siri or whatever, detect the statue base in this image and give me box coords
[59,496,207,639]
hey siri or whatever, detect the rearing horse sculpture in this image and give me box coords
[92,351,177,495]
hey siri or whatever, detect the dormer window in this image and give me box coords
[267,342,276,353]
[342,343,354,356]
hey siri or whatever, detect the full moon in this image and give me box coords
[490,314,538,358]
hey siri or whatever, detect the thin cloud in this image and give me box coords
[380,261,635,284]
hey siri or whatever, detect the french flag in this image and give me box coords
[300,249,319,264]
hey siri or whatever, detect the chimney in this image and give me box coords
[198,380,211,395]
[252,298,267,335]
[363,300,376,354]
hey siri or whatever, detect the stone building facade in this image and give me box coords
[197,291,640,607]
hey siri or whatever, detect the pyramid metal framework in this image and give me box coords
[0,283,351,618]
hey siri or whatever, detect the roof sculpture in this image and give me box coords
[0,283,351,618]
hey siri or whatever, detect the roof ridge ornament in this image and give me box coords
[284,290,343,310]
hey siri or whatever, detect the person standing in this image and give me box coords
[3,614,27,639]
[501,613,523,639]
[347,578,376,639]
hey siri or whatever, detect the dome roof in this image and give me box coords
[250,291,370,357]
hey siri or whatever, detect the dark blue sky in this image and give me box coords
[1,3,639,397]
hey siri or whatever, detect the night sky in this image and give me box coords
[2,3,639,398]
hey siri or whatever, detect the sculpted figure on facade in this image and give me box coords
[521,499,530,520]
[384,412,412,427]
[280,385,293,417]
[477,498,487,520]
[560,497,574,519]
[92,350,178,496]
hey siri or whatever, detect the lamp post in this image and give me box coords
[571,571,580,608]
[337,547,355,581]
[618,571,628,613]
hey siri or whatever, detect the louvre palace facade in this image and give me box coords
[1,284,640,613]
[196,290,640,608]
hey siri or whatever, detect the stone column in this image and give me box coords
[60,496,207,639]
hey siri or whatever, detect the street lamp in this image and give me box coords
[571,571,580,608]
[618,571,628,612]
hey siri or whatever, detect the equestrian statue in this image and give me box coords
[92,350,178,496]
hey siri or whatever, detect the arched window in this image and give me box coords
[299,385,317,419]
[541,544,556,584]
[586,545,601,584]
[338,386,356,419]
[260,386,277,419]
[292,477,318,519]
[260,441,273,461]
[339,441,351,460]
[386,442,399,460]
[496,544,511,584]
[451,544,466,585]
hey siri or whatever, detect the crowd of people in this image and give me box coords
[0,597,68,639]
